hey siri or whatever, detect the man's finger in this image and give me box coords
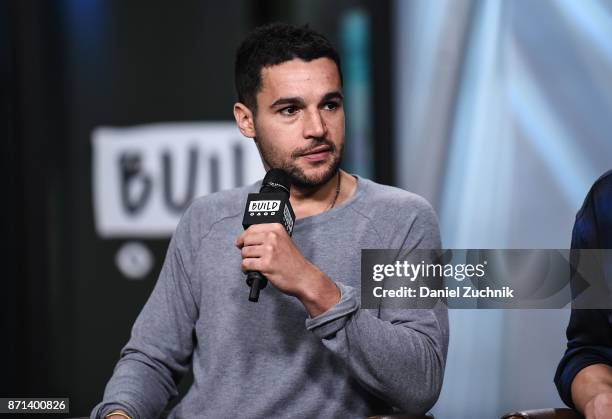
[244,223,282,233]
[240,245,263,259]
[235,231,267,248]
[242,233,268,248]
[241,257,262,273]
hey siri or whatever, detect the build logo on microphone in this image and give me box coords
[248,200,281,214]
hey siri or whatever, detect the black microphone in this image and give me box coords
[242,169,295,302]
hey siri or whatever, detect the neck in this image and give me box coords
[289,170,356,219]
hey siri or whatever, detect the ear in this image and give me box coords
[233,102,256,138]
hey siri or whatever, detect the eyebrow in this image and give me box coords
[269,91,344,109]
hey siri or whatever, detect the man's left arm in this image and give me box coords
[306,285,448,414]
[236,203,449,414]
[303,204,448,415]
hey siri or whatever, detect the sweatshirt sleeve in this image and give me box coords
[305,198,449,414]
[91,207,200,419]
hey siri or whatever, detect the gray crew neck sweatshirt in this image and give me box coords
[91,176,449,419]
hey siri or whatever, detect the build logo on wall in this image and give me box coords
[92,122,265,238]
[92,122,265,279]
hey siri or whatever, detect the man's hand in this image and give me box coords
[572,364,612,419]
[584,392,612,419]
[235,223,340,317]
[104,410,132,419]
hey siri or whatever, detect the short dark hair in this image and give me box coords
[234,22,343,112]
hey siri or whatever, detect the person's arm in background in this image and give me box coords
[555,172,612,419]
[90,206,200,419]
[571,363,612,418]
[555,308,612,418]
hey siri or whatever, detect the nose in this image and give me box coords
[303,108,327,139]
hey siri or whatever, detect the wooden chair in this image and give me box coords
[501,408,583,419]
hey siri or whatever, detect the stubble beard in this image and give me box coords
[256,137,344,190]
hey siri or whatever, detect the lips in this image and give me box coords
[301,146,331,156]
[300,146,332,162]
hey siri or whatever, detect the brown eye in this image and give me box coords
[323,101,340,111]
[280,106,298,116]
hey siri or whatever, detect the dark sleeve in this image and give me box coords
[554,309,612,408]
[554,177,612,408]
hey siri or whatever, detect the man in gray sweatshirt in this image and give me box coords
[92,23,448,419]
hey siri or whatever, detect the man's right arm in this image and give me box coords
[91,207,200,419]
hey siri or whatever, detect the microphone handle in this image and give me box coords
[246,270,268,302]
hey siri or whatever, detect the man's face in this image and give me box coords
[251,58,345,189]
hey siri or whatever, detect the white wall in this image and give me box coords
[394,0,612,417]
